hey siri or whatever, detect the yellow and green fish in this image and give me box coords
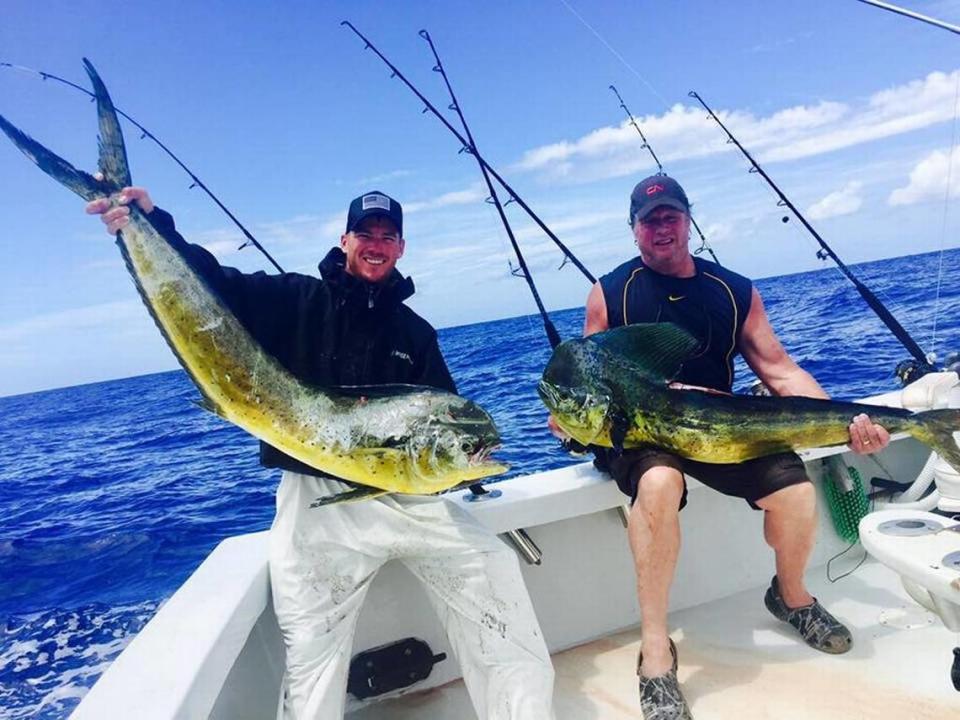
[540,323,960,469]
[0,59,507,502]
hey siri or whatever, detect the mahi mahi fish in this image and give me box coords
[539,322,960,470]
[0,59,508,501]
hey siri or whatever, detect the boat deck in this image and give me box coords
[348,559,960,719]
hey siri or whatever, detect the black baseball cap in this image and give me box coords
[346,190,403,236]
[629,175,690,225]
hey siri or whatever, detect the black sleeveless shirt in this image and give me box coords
[599,256,753,392]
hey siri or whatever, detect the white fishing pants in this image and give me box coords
[268,471,555,720]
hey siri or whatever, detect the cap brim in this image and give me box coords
[636,197,688,221]
[347,209,401,234]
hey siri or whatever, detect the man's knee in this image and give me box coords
[756,479,816,514]
[632,466,684,512]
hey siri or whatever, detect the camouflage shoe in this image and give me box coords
[637,639,693,720]
[764,576,852,654]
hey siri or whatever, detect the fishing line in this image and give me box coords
[691,89,937,377]
[557,2,723,265]
[609,84,722,265]
[826,493,882,584]
[418,29,562,349]
[0,61,284,274]
[341,21,596,287]
[929,71,960,357]
[825,540,869,583]
[556,0,672,112]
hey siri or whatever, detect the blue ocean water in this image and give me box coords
[1,248,958,718]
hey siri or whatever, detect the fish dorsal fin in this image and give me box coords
[588,323,701,382]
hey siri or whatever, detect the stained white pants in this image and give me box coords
[268,471,555,720]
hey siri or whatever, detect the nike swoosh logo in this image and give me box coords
[668,294,686,302]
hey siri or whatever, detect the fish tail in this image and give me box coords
[910,408,960,472]
[0,59,128,200]
[82,58,131,189]
[0,112,111,200]
[308,485,389,508]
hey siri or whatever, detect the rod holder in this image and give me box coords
[615,505,629,528]
[503,528,543,565]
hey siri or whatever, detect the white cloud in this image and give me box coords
[0,300,145,342]
[337,169,413,187]
[889,148,960,205]
[807,181,864,220]
[404,185,487,213]
[513,69,960,183]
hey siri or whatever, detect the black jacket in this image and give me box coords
[147,208,456,477]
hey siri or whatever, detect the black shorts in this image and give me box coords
[602,447,810,511]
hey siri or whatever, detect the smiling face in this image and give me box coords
[633,206,695,277]
[341,215,405,284]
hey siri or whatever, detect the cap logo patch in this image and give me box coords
[362,193,391,211]
[646,184,664,196]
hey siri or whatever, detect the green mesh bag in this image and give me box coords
[822,455,870,544]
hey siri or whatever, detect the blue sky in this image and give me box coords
[2,0,960,396]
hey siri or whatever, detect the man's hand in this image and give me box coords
[86,186,154,234]
[848,413,890,455]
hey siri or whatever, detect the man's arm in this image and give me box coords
[584,282,609,336]
[739,287,889,454]
[86,187,299,342]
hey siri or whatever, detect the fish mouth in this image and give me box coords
[469,443,501,464]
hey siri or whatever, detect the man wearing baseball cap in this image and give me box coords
[551,174,889,718]
[89,187,556,719]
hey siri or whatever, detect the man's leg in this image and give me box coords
[629,465,684,677]
[269,472,386,720]
[755,480,852,653]
[755,482,816,607]
[400,498,555,720]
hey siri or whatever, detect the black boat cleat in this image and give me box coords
[764,575,852,654]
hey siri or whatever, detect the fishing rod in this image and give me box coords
[855,0,960,35]
[341,21,596,284]
[0,61,285,273]
[419,29,561,349]
[609,84,721,265]
[689,89,936,374]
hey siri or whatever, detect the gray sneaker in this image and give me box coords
[637,639,693,720]
[764,576,852,654]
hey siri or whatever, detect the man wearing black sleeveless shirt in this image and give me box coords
[556,175,890,719]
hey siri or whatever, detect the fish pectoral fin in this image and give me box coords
[192,396,226,419]
[608,406,629,456]
[309,485,389,508]
[589,323,701,382]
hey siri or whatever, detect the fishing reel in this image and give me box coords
[894,357,941,387]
